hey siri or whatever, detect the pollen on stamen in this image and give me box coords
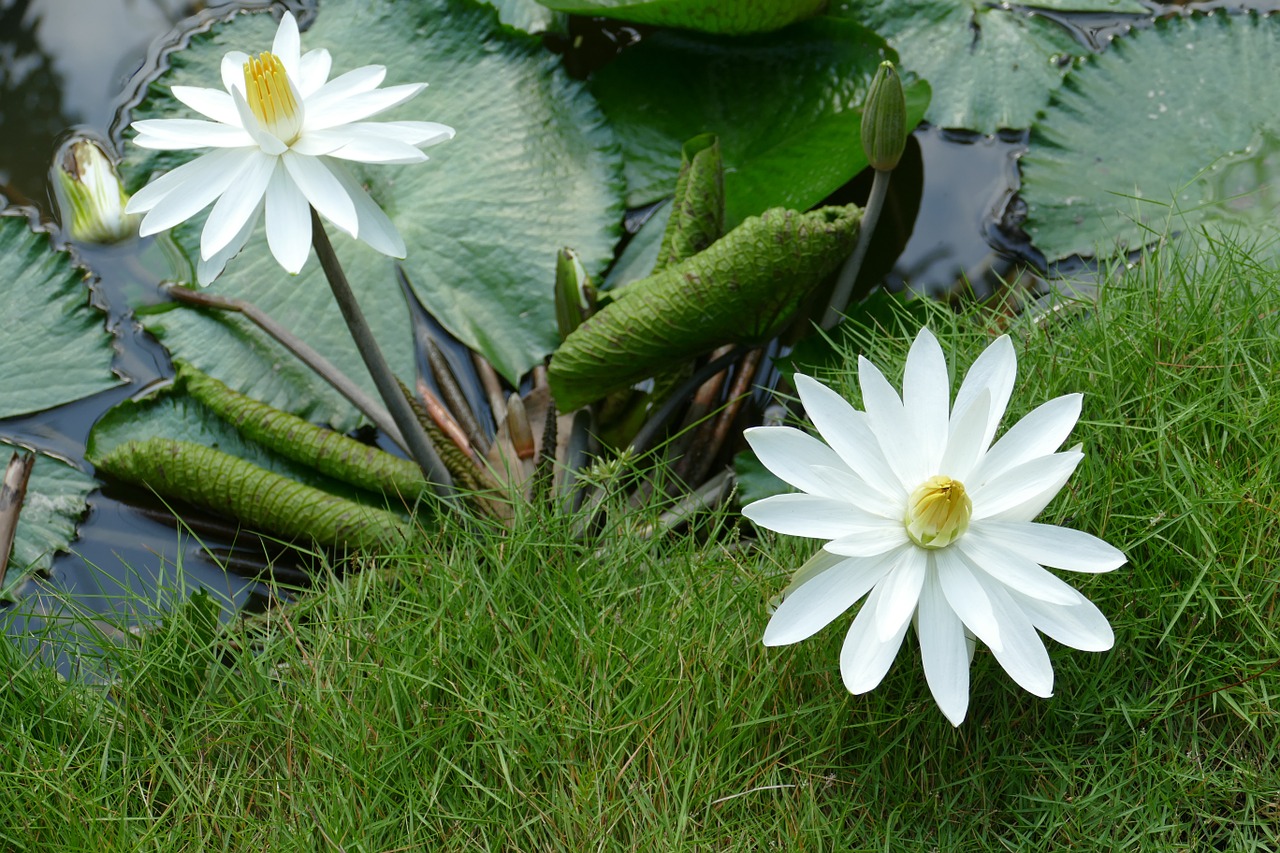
[243,52,302,145]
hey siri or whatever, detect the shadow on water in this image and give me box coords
[0,0,1115,669]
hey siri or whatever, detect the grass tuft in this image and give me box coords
[3,236,1279,850]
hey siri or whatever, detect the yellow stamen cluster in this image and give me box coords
[243,52,302,144]
[904,475,972,549]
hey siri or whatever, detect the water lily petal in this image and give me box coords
[296,48,333,98]
[744,493,884,540]
[221,51,250,95]
[825,522,910,557]
[743,425,851,498]
[358,120,456,147]
[970,451,1082,520]
[1008,590,1114,652]
[231,86,288,155]
[272,11,301,79]
[952,335,1015,451]
[197,201,260,286]
[134,151,246,236]
[874,546,927,641]
[808,465,901,519]
[974,574,1055,697]
[263,165,311,274]
[938,387,989,483]
[171,85,241,125]
[327,135,429,165]
[971,393,1082,485]
[133,121,255,150]
[764,550,896,646]
[303,64,387,113]
[934,546,1002,652]
[840,583,911,694]
[795,374,903,501]
[126,148,240,213]
[917,562,969,726]
[958,531,1084,605]
[200,151,275,258]
[902,328,950,471]
[859,355,924,488]
[305,83,426,131]
[326,161,406,257]
[281,151,357,237]
[971,520,1125,573]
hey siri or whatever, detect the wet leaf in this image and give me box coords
[830,0,1144,133]
[2,443,96,597]
[123,0,623,423]
[535,0,824,34]
[591,18,929,224]
[1022,13,1280,263]
[0,215,121,419]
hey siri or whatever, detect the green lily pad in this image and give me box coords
[2,443,97,597]
[831,0,1145,133]
[1021,13,1280,263]
[483,0,562,33]
[535,0,824,34]
[0,215,121,419]
[591,17,929,225]
[124,0,623,425]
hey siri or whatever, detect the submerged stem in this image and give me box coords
[822,168,891,330]
[309,209,456,502]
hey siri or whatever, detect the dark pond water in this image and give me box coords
[0,0,1100,668]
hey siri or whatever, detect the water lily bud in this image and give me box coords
[554,247,597,342]
[861,60,907,172]
[52,137,138,244]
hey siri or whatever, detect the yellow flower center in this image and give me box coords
[904,475,972,549]
[243,52,302,144]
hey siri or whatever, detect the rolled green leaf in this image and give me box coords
[95,438,413,551]
[655,133,725,271]
[178,363,429,501]
[550,204,861,411]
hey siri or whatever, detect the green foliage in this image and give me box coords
[1,444,97,597]
[5,244,1280,848]
[832,0,1143,133]
[549,204,861,410]
[0,215,120,419]
[1022,12,1280,264]
[177,365,427,501]
[655,134,724,271]
[591,17,929,224]
[92,437,413,550]
[535,0,825,34]
[124,0,623,413]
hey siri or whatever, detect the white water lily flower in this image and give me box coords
[125,11,454,284]
[743,328,1125,725]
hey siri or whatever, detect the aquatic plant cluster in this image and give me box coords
[1,0,1277,732]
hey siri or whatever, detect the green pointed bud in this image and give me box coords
[861,61,907,172]
[51,136,138,244]
[554,247,597,342]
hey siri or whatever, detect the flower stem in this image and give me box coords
[161,284,409,452]
[822,168,891,330]
[309,208,456,501]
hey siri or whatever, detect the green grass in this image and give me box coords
[3,237,1280,851]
